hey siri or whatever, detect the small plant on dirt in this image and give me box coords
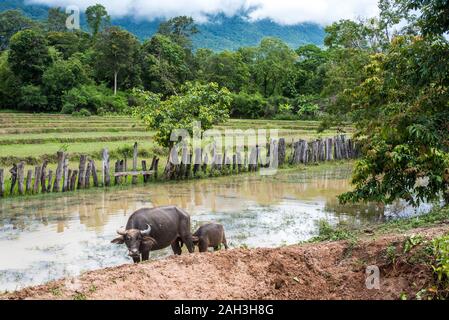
[73,292,87,300]
[311,220,356,242]
[430,234,449,298]
[403,235,425,254]
[385,244,398,265]
[50,287,62,297]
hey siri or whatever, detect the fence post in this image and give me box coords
[85,160,92,189]
[62,156,69,192]
[78,155,87,189]
[17,162,25,195]
[91,160,99,187]
[47,170,53,192]
[102,148,110,187]
[33,166,41,194]
[0,168,4,197]
[70,170,78,191]
[132,142,138,185]
[67,169,72,191]
[41,160,48,193]
[26,169,33,193]
[53,152,64,192]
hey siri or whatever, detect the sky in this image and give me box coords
[28,0,380,25]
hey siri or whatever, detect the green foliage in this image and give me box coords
[18,84,47,111]
[43,55,91,110]
[46,7,68,32]
[294,95,321,120]
[196,50,250,92]
[134,82,231,148]
[230,92,269,119]
[141,34,189,96]
[93,26,141,94]
[0,9,37,50]
[0,51,20,107]
[85,4,110,36]
[432,234,449,287]
[158,16,199,49]
[8,28,50,84]
[311,220,356,242]
[61,84,127,115]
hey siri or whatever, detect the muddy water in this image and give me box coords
[0,165,430,291]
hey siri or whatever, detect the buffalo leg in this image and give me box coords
[132,256,141,264]
[171,241,182,255]
[222,235,229,250]
[180,234,194,253]
[198,239,208,253]
[141,251,150,261]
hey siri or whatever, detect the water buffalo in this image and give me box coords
[111,206,195,263]
[192,223,229,252]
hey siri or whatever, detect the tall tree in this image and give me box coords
[252,38,298,97]
[158,16,199,49]
[0,10,36,51]
[94,27,140,95]
[85,4,110,36]
[141,34,189,96]
[338,0,449,206]
[8,29,50,85]
[46,7,69,32]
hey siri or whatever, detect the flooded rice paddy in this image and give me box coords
[0,165,431,291]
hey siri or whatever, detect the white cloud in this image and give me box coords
[27,0,380,25]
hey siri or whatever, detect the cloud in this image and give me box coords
[27,0,380,25]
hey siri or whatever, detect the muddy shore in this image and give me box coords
[3,225,448,300]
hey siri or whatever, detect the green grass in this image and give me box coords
[309,205,449,244]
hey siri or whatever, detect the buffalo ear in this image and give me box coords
[111,236,125,244]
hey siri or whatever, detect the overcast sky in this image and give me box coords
[28,0,380,25]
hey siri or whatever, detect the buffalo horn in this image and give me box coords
[116,227,126,236]
[140,224,152,236]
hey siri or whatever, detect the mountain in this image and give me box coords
[1,0,325,51]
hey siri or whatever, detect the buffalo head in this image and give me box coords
[111,224,156,258]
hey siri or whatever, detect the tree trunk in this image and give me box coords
[114,71,118,96]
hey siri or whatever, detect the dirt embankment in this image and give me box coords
[4,225,449,300]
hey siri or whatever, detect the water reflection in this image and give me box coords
[0,165,425,291]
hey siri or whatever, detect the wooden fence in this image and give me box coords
[0,135,358,198]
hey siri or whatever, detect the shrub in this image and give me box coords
[230,92,269,119]
[18,85,48,111]
[61,84,127,115]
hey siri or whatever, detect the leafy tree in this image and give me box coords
[94,27,141,95]
[197,50,250,92]
[134,82,231,148]
[338,1,449,206]
[324,19,370,50]
[43,55,91,110]
[0,10,37,50]
[158,16,199,49]
[295,44,328,94]
[46,31,91,59]
[8,29,51,84]
[46,7,68,32]
[141,34,189,95]
[0,51,20,107]
[85,4,110,36]
[18,84,48,111]
[252,38,298,97]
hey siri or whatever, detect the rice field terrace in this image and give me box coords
[0,113,354,188]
